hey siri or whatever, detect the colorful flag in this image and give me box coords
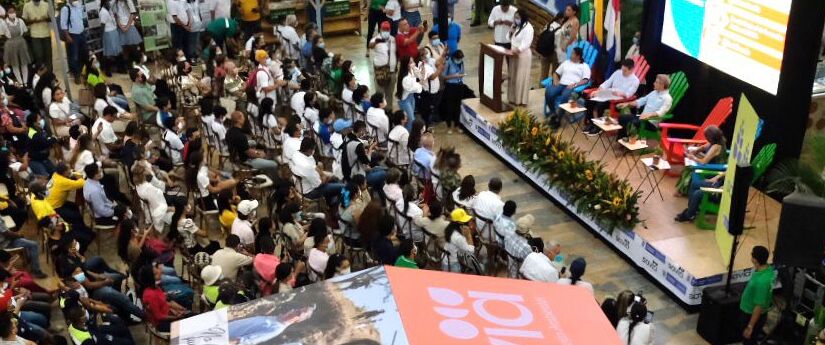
[604,0,622,76]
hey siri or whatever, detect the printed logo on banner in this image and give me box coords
[613,231,632,251]
[462,104,479,119]
[732,267,753,281]
[489,125,499,135]
[644,242,666,262]
[666,273,688,294]
[688,290,704,302]
[640,242,665,274]
[666,261,686,281]
[692,274,725,287]
[477,126,491,140]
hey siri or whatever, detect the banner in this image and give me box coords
[137,0,171,52]
[325,0,351,17]
[716,94,760,265]
[172,266,622,344]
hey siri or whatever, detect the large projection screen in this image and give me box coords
[661,0,791,95]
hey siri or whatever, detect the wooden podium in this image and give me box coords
[479,43,511,113]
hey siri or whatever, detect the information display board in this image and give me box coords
[661,0,791,95]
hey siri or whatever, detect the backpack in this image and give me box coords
[536,23,560,57]
[58,5,72,41]
[244,66,267,93]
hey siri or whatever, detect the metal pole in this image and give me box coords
[49,0,73,99]
[311,0,323,34]
[724,234,739,296]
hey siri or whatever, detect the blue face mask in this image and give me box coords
[73,272,86,283]
[453,58,462,64]
[431,39,441,46]
[39,119,46,129]
[318,43,325,49]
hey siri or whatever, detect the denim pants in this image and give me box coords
[85,256,125,288]
[246,158,279,180]
[90,313,136,345]
[366,9,387,49]
[171,24,186,52]
[10,238,41,272]
[18,313,47,342]
[306,182,347,207]
[92,286,145,322]
[366,168,388,190]
[402,10,422,28]
[186,31,201,60]
[399,95,416,132]
[685,178,722,217]
[545,83,573,115]
[67,33,88,75]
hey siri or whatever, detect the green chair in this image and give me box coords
[638,71,689,141]
[694,143,777,230]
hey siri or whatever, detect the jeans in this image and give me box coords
[545,83,574,116]
[67,33,87,75]
[306,182,347,207]
[399,95,416,132]
[684,178,722,217]
[402,10,422,27]
[29,159,55,177]
[92,286,145,322]
[85,256,125,288]
[56,202,84,227]
[30,37,52,71]
[9,238,41,272]
[90,313,136,345]
[617,112,658,138]
[246,158,279,180]
[111,94,130,111]
[18,312,47,341]
[366,168,388,190]
[366,9,387,50]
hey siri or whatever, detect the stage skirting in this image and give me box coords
[459,99,754,306]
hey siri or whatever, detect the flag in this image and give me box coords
[604,0,621,76]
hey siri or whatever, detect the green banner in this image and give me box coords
[326,0,351,17]
[270,7,296,22]
[716,94,760,265]
[137,0,171,52]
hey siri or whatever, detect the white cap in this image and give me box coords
[237,200,260,216]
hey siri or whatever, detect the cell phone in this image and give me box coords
[644,311,654,323]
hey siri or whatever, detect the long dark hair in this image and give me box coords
[401,185,416,215]
[564,4,579,22]
[514,10,530,35]
[627,302,647,343]
[258,97,274,128]
[458,175,476,200]
[323,254,345,279]
[34,72,56,109]
[185,149,204,193]
[444,222,462,243]
[396,56,412,100]
[116,218,137,262]
[408,119,425,151]
[569,257,586,285]
[704,125,726,149]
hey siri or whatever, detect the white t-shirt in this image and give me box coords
[213,0,230,19]
[166,0,188,25]
[198,0,216,29]
[519,252,560,282]
[302,107,319,128]
[113,0,137,27]
[93,118,117,156]
[275,25,301,60]
[600,70,640,98]
[422,62,440,94]
[308,248,329,277]
[556,60,591,86]
[282,136,302,163]
[290,91,306,116]
[99,8,117,32]
[388,125,410,165]
[366,107,389,143]
[196,165,210,197]
[557,278,595,295]
[370,35,396,71]
[73,150,97,176]
[472,190,504,221]
[49,99,72,122]
[255,67,277,101]
[616,318,654,345]
[163,129,184,165]
[289,152,322,193]
[136,181,172,232]
[487,5,517,44]
[401,73,423,100]
[385,0,402,21]
[231,218,255,246]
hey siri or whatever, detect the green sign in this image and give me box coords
[326,0,351,17]
[137,0,171,52]
[269,7,296,22]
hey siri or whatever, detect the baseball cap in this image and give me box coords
[450,208,473,223]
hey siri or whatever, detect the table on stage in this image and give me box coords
[557,102,588,141]
[638,157,671,203]
[587,117,623,161]
[614,138,649,180]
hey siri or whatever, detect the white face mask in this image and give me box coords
[338,267,351,275]
[177,122,185,131]
[141,55,148,63]
[380,31,390,39]
[266,58,272,65]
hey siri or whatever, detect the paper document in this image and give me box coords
[590,88,622,102]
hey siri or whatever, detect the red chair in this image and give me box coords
[584,55,652,117]
[658,97,734,175]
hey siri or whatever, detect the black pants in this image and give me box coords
[740,310,767,345]
[585,99,610,122]
[441,83,463,128]
[241,20,261,37]
[366,9,387,50]
[164,194,187,240]
[419,92,439,125]
[171,24,186,53]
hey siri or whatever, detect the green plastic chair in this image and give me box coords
[638,71,689,141]
[695,143,777,230]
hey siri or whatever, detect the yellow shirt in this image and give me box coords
[219,208,237,230]
[31,197,56,220]
[46,173,86,209]
[238,0,260,21]
[87,73,106,88]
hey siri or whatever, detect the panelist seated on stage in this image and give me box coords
[582,59,640,136]
[545,47,591,117]
[614,74,672,138]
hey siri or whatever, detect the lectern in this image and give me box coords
[479,43,511,113]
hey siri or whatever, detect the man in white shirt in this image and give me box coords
[289,138,346,206]
[545,47,591,116]
[369,21,397,109]
[166,0,189,57]
[487,0,516,48]
[583,59,640,135]
[519,239,561,283]
[365,93,390,146]
[290,79,311,116]
[231,200,258,251]
[185,0,203,60]
[211,234,253,280]
[473,178,505,221]
[275,15,301,61]
[253,49,281,102]
[281,121,303,163]
[92,106,120,157]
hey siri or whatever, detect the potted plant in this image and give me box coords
[651,147,663,165]
[627,123,638,145]
[568,93,579,108]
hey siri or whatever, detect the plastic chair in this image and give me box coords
[694,144,776,230]
[541,40,599,116]
[638,71,690,141]
[605,55,652,117]
[659,96,734,173]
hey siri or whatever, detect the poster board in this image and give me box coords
[716,94,760,265]
[137,0,171,51]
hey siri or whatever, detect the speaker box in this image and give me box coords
[727,164,753,236]
[697,285,744,344]
[773,192,825,268]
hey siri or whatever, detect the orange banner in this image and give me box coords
[386,266,622,345]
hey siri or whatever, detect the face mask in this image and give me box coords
[453,58,462,64]
[177,122,185,131]
[633,36,640,44]
[338,267,351,275]
[72,1,80,6]
[0,71,4,78]
[73,272,86,283]
[93,62,101,70]
[293,211,302,220]
[39,119,45,128]
[318,43,326,49]
[431,39,441,46]
[514,18,521,26]
[3,68,10,74]
[266,58,272,65]
[380,31,390,39]
[142,55,148,63]
[427,57,435,66]
[2,98,7,107]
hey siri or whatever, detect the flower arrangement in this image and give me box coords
[499,108,642,232]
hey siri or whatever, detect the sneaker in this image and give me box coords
[674,212,694,223]
[586,128,602,137]
[581,124,593,134]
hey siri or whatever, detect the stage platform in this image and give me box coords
[460,89,780,306]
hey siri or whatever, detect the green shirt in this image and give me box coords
[370,0,389,10]
[395,255,418,268]
[131,82,156,121]
[206,18,239,39]
[87,73,105,88]
[740,266,775,314]
[204,284,219,304]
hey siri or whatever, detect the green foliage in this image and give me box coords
[498,108,642,232]
[767,134,825,198]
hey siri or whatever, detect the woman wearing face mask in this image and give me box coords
[507,10,534,107]
[418,46,444,125]
[48,87,86,137]
[1,7,31,86]
[99,0,122,77]
[311,35,328,73]
[396,56,422,132]
[626,31,641,59]
[93,84,130,123]
[440,50,466,134]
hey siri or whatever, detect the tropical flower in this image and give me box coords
[531,127,538,136]
[612,197,622,207]
[585,169,593,181]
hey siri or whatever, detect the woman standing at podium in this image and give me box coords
[507,10,534,107]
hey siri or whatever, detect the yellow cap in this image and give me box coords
[255,49,268,62]
[450,208,473,223]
